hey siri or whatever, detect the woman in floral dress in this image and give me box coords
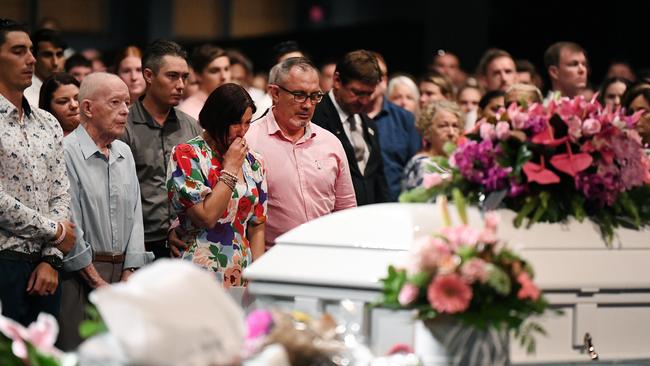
[167,83,267,287]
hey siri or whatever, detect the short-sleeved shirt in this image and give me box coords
[167,135,267,287]
[122,99,202,243]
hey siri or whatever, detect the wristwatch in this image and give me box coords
[41,255,63,270]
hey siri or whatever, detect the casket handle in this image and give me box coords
[584,333,599,360]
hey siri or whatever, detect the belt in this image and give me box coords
[93,252,125,263]
[0,250,41,263]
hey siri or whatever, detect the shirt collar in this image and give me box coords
[266,107,315,143]
[0,93,33,119]
[75,124,125,162]
[130,96,179,128]
[329,89,351,123]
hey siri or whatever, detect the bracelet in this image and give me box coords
[221,169,238,181]
[219,174,236,191]
[53,222,66,245]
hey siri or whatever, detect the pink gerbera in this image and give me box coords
[427,274,473,313]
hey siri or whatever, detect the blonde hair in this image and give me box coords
[505,83,543,105]
[416,100,464,143]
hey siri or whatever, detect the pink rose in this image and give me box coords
[398,283,420,306]
[582,118,601,136]
[512,113,528,129]
[480,123,496,141]
[422,173,443,189]
[495,121,511,140]
[566,115,582,140]
[461,258,489,283]
[412,236,451,272]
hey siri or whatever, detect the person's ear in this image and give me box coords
[143,68,154,85]
[548,66,559,82]
[333,72,342,90]
[80,99,92,119]
[268,84,280,105]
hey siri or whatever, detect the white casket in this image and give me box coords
[243,203,650,364]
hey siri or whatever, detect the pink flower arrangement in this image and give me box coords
[400,95,650,245]
[381,196,548,339]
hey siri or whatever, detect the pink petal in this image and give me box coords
[550,153,593,177]
[523,162,560,184]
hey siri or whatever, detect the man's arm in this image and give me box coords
[122,157,153,278]
[333,143,357,211]
[43,120,73,257]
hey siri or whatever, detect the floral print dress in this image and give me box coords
[167,136,267,287]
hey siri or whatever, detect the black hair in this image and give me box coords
[39,72,80,112]
[199,83,256,146]
[479,90,505,110]
[30,28,68,55]
[64,53,92,72]
[0,18,29,47]
[142,39,187,74]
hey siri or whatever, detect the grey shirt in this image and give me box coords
[63,124,153,272]
[121,99,201,244]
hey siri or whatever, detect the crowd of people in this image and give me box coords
[1,17,650,351]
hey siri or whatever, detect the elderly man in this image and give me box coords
[58,73,153,350]
[0,18,76,326]
[246,57,356,249]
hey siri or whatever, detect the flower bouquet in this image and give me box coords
[0,304,76,366]
[380,192,549,355]
[400,96,650,245]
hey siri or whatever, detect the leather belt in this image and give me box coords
[93,252,125,263]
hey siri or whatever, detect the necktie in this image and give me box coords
[348,115,367,174]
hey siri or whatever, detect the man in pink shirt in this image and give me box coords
[245,57,357,249]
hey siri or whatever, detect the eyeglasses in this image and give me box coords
[276,85,324,104]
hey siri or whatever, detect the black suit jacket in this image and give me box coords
[312,93,389,206]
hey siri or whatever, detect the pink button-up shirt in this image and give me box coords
[245,109,357,248]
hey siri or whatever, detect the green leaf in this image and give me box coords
[209,245,221,257]
[217,253,228,267]
[452,188,468,224]
[399,187,437,203]
[514,197,538,228]
[79,320,108,339]
[409,271,430,288]
[527,191,549,228]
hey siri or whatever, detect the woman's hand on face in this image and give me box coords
[222,137,248,173]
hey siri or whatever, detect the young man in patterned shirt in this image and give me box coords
[0,18,77,325]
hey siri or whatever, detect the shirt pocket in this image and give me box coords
[313,156,339,192]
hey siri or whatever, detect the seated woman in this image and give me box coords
[401,100,463,192]
[167,83,267,288]
[39,72,80,136]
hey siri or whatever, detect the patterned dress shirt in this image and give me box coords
[0,94,70,258]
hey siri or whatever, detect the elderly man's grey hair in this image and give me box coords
[268,57,318,85]
[78,72,127,119]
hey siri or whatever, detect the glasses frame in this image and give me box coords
[276,84,324,104]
